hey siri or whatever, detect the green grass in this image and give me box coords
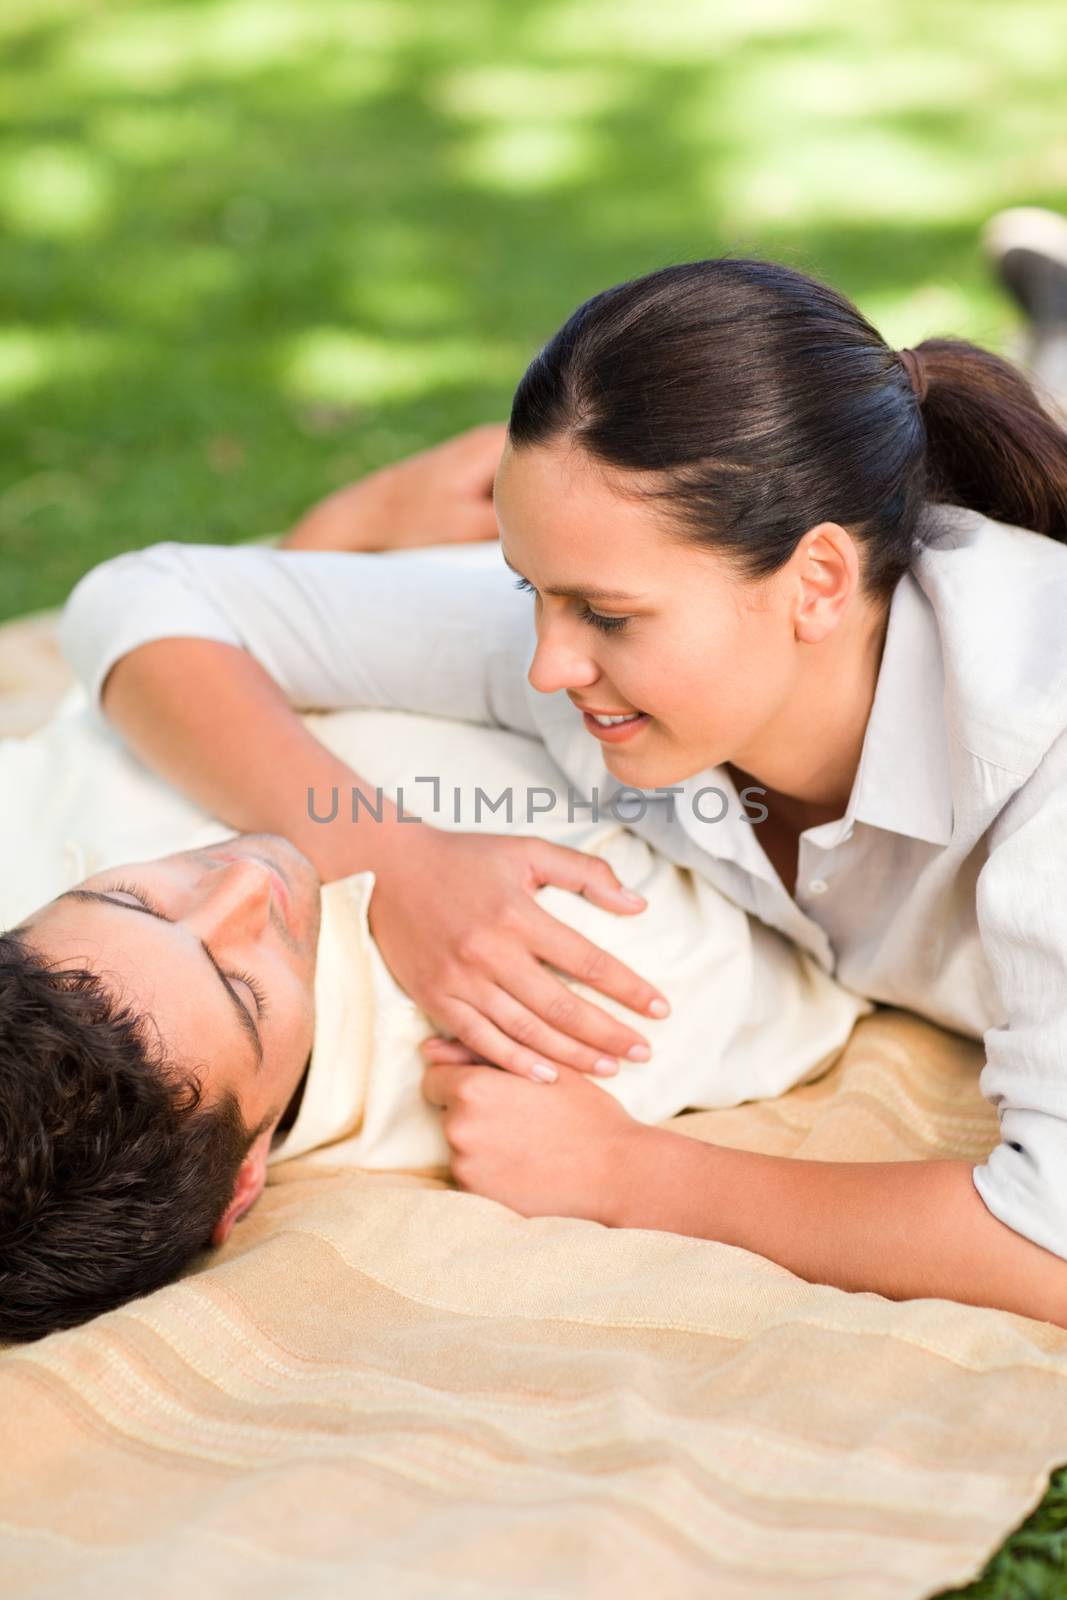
[2,0,1065,623]
[3,3,1067,1588]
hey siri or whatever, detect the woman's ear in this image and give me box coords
[792,521,860,644]
[211,1125,274,1247]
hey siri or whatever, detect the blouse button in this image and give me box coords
[808,877,829,896]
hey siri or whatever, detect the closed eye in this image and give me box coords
[58,879,269,1067]
[105,880,270,1022]
[512,574,629,635]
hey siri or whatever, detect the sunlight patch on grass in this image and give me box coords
[0,327,118,402]
[527,0,836,59]
[688,49,996,124]
[295,51,396,103]
[450,123,599,193]
[89,104,237,166]
[0,0,94,43]
[431,64,624,123]
[715,127,993,227]
[0,144,113,238]
[344,276,464,332]
[280,328,517,406]
[57,0,409,91]
[963,1,1067,84]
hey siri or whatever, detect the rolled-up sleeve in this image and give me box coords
[971,725,1067,1260]
[58,541,539,736]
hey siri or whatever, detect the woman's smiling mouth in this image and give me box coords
[572,702,652,743]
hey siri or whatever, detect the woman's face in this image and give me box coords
[493,437,803,790]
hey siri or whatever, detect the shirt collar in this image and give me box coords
[839,568,955,847]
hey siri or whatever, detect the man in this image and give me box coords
[3,780,873,1342]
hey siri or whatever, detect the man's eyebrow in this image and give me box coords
[56,889,263,1070]
[499,550,642,603]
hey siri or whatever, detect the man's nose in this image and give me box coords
[185,859,273,943]
[526,616,599,697]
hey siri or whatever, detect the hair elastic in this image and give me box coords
[897,347,928,405]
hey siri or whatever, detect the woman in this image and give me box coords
[61,254,1067,1323]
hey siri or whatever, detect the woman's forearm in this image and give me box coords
[101,637,410,882]
[614,1124,1067,1326]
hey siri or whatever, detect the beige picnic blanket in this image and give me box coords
[2,605,1067,1600]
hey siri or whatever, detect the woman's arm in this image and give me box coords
[421,1048,1067,1327]
[613,1132,1067,1325]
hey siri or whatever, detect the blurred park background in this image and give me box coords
[2,0,1066,622]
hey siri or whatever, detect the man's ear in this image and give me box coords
[211,1125,274,1248]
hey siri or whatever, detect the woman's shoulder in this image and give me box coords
[911,503,1067,777]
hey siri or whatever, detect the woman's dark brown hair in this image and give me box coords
[508,257,1067,601]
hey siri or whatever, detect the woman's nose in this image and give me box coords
[526,618,599,697]
[186,859,273,943]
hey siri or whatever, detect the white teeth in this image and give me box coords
[592,712,642,725]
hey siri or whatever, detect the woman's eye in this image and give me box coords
[513,575,628,634]
[579,606,629,635]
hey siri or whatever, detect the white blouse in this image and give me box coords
[58,502,1067,1263]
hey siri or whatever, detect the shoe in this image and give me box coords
[982,207,1067,331]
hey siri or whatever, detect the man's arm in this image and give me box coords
[613,1127,1067,1326]
[279,423,504,552]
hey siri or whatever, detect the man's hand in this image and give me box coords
[281,423,505,553]
[420,1038,644,1221]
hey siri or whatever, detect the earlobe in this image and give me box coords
[210,1126,273,1248]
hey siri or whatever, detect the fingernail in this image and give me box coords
[620,888,645,904]
[593,1057,619,1076]
[648,998,670,1018]
[531,1063,558,1083]
[627,1043,651,1062]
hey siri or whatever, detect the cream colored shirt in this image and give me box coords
[59,504,1067,1260]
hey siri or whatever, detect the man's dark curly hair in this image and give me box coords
[0,929,269,1344]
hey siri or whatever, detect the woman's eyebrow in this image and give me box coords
[499,550,641,603]
[56,889,263,1070]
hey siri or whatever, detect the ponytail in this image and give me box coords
[915,337,1067,545]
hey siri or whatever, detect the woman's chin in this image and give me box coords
[603,738,695,791]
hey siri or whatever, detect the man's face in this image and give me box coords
[19,834,322,1143]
